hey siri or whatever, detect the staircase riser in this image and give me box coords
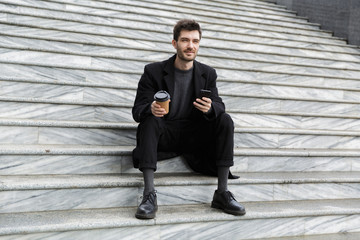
[0,215,359,240]
[231,113,360,131]
[224,96,360,115]
[4,79,359,105]
[235,133,360,149]
[0,2,326,35]
[3,61,360,92]
[2,154,360,175]
[0,63,139,85]
[0,81,136,103]
[1,183,359,213]
[0,126,135,145]
[1,34,359,65]
[0,23,352,57]
[233,156,360,172]
[2,49,360,78]
[0,20,336,55]
[1,125,360,148]
[0,102,133,122]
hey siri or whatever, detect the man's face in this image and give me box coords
[172,30,200,62]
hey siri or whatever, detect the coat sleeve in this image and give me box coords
[132,65,158,123]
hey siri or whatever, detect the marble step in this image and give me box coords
[0,199,359,239]
[2,52,360,82]
[1,144,360,174]
[62,0,317,28]
[8,0,311,24]
[0,4,338,42]
[0,79,137,102]
[0,98,133,122]
[1,18,354,55]
[0,0,326,34]
[2,77,360,105]
[1,172,360,213]
[2,36,360,72]
[170,0,303,18]
[2,62,360,99]
[230,110,360,131]
[1,32,360,68]
[1,115,360,148]
[2,93,360,122]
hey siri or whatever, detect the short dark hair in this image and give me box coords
[173,19,202,41]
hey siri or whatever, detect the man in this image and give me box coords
[132,19,246,219]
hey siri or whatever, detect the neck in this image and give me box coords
[174,56,194,70]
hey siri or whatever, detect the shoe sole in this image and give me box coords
[211,202,246,216]
[135,213,156,219]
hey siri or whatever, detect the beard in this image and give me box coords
[177,47,197,62]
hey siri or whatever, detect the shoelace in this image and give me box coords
[141,191,157,204]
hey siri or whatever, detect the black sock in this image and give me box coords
[217,166,229,193]
[142,168,155,196]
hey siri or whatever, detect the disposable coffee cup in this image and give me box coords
[154,90,170,114]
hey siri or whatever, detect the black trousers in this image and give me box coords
[132,113,234,172]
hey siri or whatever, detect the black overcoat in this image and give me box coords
[132,54,237,178]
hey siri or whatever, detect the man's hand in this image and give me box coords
[193,97,212,113]
[151,101,167,117]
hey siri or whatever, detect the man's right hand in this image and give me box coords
[151,101,167,117]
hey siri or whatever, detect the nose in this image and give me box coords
[187,40,194,49]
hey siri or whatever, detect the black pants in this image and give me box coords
[132,113,234,172]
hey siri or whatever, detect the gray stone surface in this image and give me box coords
[0,0,360,238]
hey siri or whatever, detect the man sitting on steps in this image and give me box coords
[132,19,246,219]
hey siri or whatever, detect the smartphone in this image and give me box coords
[200,89,211,98]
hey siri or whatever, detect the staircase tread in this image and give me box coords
[1,144,360,156]
[0,199,359,235]
[1,0,323,30]
[1,172,360,190]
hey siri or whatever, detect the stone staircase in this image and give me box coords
[1,0,360,239]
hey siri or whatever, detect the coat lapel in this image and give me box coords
[163,55,176,98]
[193,59,207,97]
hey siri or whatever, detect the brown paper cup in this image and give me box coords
[156,99,170,114]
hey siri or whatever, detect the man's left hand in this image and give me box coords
[193,97,212,113]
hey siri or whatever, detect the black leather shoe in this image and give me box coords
[135,191,158,219]
[211,190,246,216]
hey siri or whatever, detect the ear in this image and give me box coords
[172,39,177,49]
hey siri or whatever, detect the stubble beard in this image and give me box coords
[177,48,197,62]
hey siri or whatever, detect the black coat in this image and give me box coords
[132,54,225,123]
[132,55,238,178]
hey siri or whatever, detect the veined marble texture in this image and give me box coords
[222,96,360,115]
[37,127,136,145]
[0,101,133,122]
[2,180,359,213]
[0,81,84,100]
[218,82,347,102]
[0,155,125,175]
[0,187,138,213]
[1,2,337,46]
[0,215,359,240]
[235,132,360,149]
[0,126,38,144]
[0,19,352,59]
[6,31,359,74]
[1,80,136,103]
[160,215,360,240]
[217,70,360,89]
[11,0,317,32]
[232,156,357,172]
[230,112,360,131]
[0,62,141,86]
[0,225,162,240]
